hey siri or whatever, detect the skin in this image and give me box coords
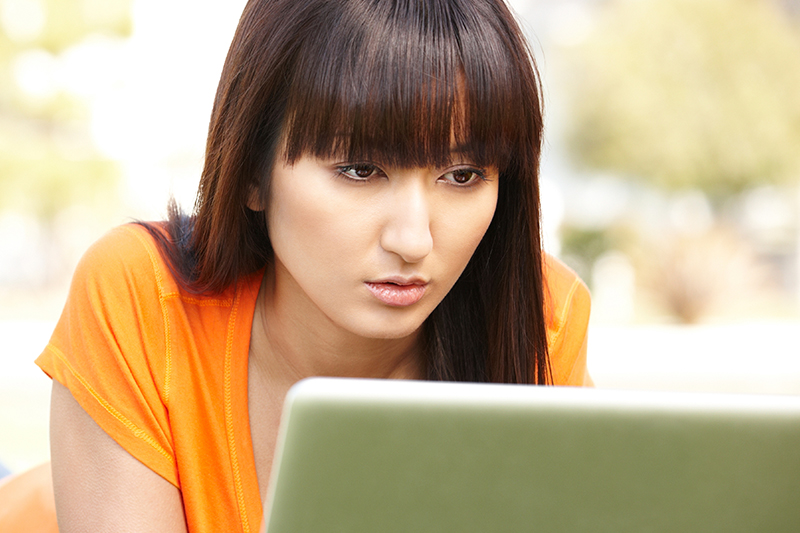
[50,381,189,533]
[50,151,499,531]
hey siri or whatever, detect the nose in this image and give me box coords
[380,180,433,263]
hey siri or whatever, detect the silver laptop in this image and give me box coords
[262,378,800,532]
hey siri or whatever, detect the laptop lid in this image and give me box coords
[262,378,800,532]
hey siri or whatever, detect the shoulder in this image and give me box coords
[39,225,184,484]
[542,254,593,386]
[44,223,180,397]
[74,223,180,298]
[542,253,590,331]
[47,223,181,376]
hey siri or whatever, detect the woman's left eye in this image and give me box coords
[440,168,485,186]
[337,164,379,181]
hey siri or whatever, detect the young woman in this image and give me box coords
[36,0,592,531]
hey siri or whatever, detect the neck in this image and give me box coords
[250,267,426,388]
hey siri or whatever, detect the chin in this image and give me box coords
[347,315,427,341]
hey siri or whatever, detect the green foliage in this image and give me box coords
[40,0,131,51]
[559,224,636,288]
[0,112,119,219]
[561,0,800,195]
[0,0,131,55]
[0,0,131,221]
[559,227,613,286]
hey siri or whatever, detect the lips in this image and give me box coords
[365,279,427,307]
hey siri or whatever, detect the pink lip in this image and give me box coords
[365,279,427,307]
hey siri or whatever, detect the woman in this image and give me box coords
[36,0,592,531]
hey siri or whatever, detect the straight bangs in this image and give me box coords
[282,0,537,172]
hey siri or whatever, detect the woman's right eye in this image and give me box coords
[337,164,379,181]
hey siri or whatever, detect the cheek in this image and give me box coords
[436,188,498,264]
[269,190,333,270]
[267,177,376,274]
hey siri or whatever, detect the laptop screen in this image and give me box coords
[262,378,800,533]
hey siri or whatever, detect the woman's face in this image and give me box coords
[264,151,499,341]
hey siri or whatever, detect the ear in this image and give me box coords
[247,184,264,211]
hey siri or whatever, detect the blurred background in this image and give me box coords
[1,0,799,475]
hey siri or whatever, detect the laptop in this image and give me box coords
[262,378,800,532]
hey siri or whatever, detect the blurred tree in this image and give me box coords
[0,0,131,283]
[561,0,800,198]
[555,0,800,322]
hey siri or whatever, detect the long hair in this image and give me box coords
[142,0,551,385]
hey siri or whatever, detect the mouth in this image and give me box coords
[364,279,428,307]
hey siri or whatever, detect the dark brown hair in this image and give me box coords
[143,0,551,384]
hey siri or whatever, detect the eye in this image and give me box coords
[337,163,380,181]
[440,167,486,186]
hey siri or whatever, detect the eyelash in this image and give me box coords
[441,167,488,187]
[334,163,489,187]
[335,163,385,183]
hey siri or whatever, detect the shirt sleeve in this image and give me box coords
[544,256,593,387]
[36,225,179,485]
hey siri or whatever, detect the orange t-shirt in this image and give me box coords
[36,224,591,533]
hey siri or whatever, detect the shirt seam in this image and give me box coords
[45,342,175,463]
[224,285,251,533]
[560,277,582,328]
[550,276,581,347]
[173,294,235,307]
[125,226,175,408]
[559,279,589,385]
